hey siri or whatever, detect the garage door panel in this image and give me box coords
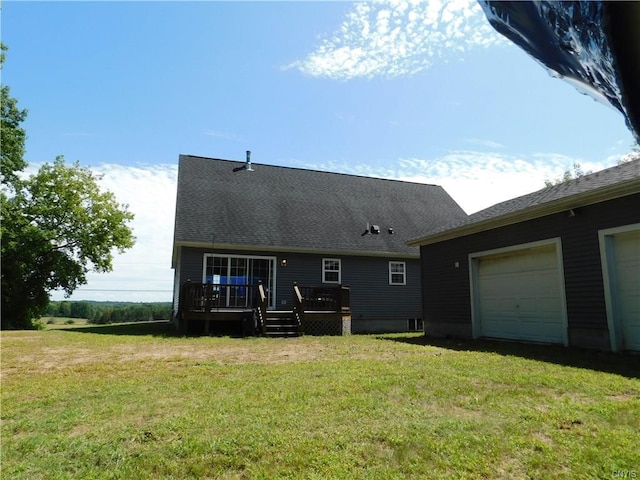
[611,229,640,351]
[518,297,561,315]
[619,295,640,316]
[532,273,560,296]
[480,254,555,276]
[520,324,563,343]
[478,275,515,294]
[482,317,519,338]
[525,249,557,270]
[479,282,520,299]
[479,275,558,300]
[617,264,639,291]
[480,298,514,312]
[476,243,564,344]
[624,327,640,351]
[614,231,640,260]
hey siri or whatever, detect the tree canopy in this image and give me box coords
[1,44,135,329]
[544,162,593,187]
[0,43,28,189]
[544,145,639,187]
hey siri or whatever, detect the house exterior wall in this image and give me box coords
[171,247,181,328]
[173,246,422,333]
[419,193,640,350]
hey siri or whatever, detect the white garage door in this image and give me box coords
[609,229,640,351]
[476,243,565,344]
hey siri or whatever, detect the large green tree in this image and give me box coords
[1,44,135,329]
[1,43,28,189]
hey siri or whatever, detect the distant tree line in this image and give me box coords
[44,301,172,324]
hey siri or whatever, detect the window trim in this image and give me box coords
[407,318,423,332]
[322,258,341,284]
[389,261,406,285]
[202,254,277,309]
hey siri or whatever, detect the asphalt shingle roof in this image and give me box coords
[173,155,468,256]
[409,158,640,245]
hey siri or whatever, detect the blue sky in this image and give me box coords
[3,1,636,302]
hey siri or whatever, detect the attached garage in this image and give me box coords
[409,159,640,351]
[471,240,567,345]
[600,225,640,351]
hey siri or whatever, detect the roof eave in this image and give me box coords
[171,240,419,259]
[407,179,640,247]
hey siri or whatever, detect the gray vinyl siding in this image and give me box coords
[275,252,422,328]
[172,247,182,323]
[343,256,421,333]
[174,246,422,333]
[176,247,207,287]
[421,240,473,332]
[419,193,640,349]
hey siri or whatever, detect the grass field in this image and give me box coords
[1,322,639,479]
[38,317,91,328]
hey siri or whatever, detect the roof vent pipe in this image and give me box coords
[231,150,254,173]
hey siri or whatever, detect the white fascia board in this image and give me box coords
[171,240,419,259]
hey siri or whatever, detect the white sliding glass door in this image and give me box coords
[203,254,276,308]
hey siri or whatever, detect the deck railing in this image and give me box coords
[181,282,257,312]
[298,285,350,313]
[256,281,268,333]
[181,282,350,315]
[293,283,305,334]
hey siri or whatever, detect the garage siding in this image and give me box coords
[420,240,474,337]
[419,193,640,349]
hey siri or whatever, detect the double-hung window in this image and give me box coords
[389,261,406,285]
[322,258,341,284]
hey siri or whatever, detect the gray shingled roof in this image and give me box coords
[409,158,640,246]
[173,155,468,257]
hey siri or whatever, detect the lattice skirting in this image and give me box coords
[302,314,351,336]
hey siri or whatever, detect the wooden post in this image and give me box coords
[340,285,351,313]
[293,282,305,335]
[257,280,267,335]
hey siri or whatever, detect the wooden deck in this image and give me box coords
[178,282,351,336]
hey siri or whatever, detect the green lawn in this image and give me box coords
[39,317,90,328]
[1,322,638,479]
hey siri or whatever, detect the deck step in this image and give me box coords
[262,312,301,337]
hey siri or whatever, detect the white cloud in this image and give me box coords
[49,163,179,303]
[297,151,615,214]
[463,138,505,149]
[286,0,504,80]
[203,129,244,142]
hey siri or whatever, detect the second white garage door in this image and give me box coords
[475,242,566,344]
[601,226,640,352]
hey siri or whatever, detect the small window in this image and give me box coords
[389,261,406,285]
[322,258,341,284]
[408,318,424,332]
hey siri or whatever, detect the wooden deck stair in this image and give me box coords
[255,282,304,337]
[262,311,301,337]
